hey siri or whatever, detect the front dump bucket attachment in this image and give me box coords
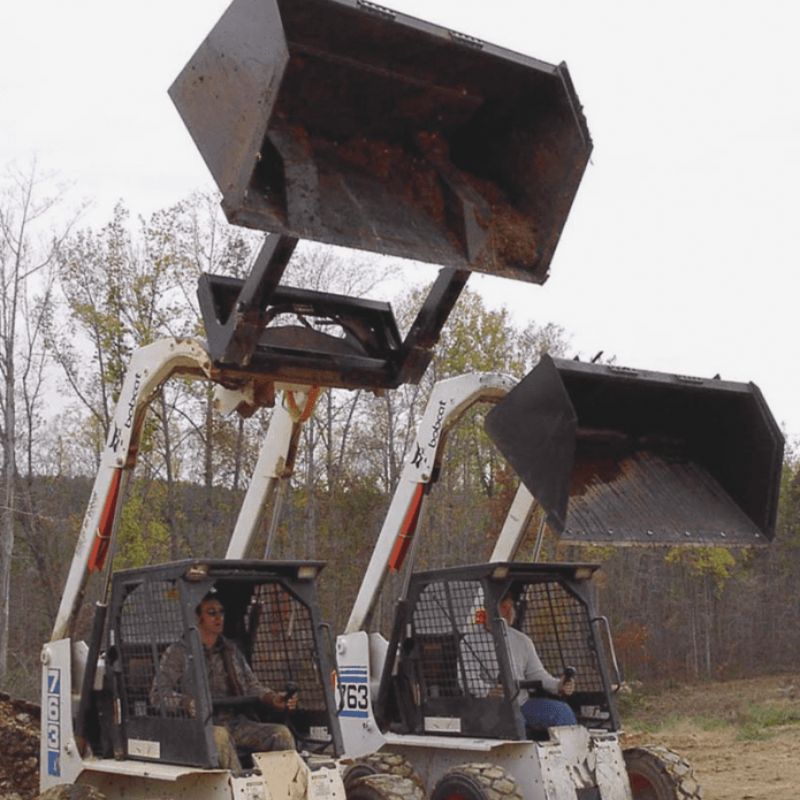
[170,0,591,283]
[485,356,784,546]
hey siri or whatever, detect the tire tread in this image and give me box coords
[624,745,703,800]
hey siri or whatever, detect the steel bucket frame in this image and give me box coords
[485,356,784,546]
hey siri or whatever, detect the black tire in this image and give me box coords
[38,786,106,800]
[344,752,424,792]
[431,763,522,800]
[624,746,703,800]
[346,774,426,800]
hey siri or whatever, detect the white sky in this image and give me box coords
[2,0,799,438]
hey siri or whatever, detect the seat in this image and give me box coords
[418,633,463,698]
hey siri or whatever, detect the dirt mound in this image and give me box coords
[0,692,40,800]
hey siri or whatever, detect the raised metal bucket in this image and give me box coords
[485,356,784,546]
[170,0,591,283]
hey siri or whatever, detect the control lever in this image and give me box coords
[284,681,299,701]
[561,666,577,696]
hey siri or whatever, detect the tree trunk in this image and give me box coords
[16,477,58,622]
[303,417,317,557]
[0,334,15,682]
[160,392,178,560]
[203,384,215,551]
[232,415,245,492]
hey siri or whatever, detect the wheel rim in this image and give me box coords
[628,772,657,800]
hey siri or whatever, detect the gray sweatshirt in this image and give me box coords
[460,621,559,704]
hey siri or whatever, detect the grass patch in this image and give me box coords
[735,702,800,740]
[738,722,772,741]
[622,683,800,739]
[625,710,686,734]
[742,703,800,727]
[694,715,728,732]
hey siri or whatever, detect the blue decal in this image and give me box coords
[46,668,61,776]
[46,723,59,749]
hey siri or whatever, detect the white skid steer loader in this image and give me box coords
[39,339,356,799]
[333,356,783,800]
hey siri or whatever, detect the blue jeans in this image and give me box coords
[521,697,577,728]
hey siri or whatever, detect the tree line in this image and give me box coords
[0,162,797,702]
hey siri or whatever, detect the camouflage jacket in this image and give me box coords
[150,635,271,720]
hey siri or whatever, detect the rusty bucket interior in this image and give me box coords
[485,356,784,546]
[170,0,591,284]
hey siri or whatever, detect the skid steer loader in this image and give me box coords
[332,356,783,800]
[38,340,354,799]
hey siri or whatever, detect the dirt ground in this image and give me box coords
[0,692,39,800]
[621,673,800,800]
[2,675,800,798]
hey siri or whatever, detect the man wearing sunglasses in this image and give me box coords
[151,591,298,770]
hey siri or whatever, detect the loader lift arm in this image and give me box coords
[345,372,519,634]
[51,337,311,643]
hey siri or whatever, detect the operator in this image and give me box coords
[461,589,576,730]
[497,589,577,728]
[150,590,298,770]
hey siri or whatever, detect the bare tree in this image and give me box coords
[0,161,78,683]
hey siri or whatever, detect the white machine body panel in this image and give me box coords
[40,639,82,790]
[383,727,632,800]
[336,631,385,758]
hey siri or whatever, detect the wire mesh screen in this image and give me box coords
[247,583,325,711]
[117,580,190,719]
[517,582,603,692]
[412,580,499,699]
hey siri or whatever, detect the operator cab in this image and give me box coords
[82,560,342,768]
[376,562,620,741]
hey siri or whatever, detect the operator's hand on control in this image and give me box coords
[263,689,299,712]
[558,675,576,697]
[182,695,197,718]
